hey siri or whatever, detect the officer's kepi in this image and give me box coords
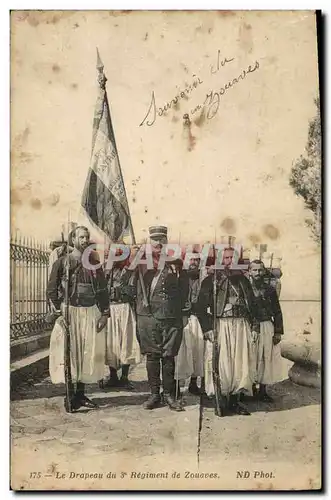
[149,225,168,244]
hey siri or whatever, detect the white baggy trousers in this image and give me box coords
[49,305,105,384]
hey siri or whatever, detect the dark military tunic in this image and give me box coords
[105,265,140,369]
[106,266,130,304]
[121,264,189,357]
[47,251,109,384]
[197,270,260,396]
[250,280,284,335]
[188,276,201,316]
[197,270,260,333]
[47,253,109,313]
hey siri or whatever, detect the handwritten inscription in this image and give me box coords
[192,60,260,120]
[139,49,235,128]
[210,49,234,75]
[139,75,203,127]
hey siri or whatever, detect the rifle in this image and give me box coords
[268,253,274,286]
[197,336,206,468]
[63,216,74,413]
[211,242,224,417]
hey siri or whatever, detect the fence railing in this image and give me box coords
[10,234,50,343]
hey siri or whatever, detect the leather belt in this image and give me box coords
[221,305,249,318]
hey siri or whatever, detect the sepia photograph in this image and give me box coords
[10,9,322,491]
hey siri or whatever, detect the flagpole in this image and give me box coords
[96,48,148,306]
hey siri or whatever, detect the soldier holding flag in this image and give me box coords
[101,257,141,389]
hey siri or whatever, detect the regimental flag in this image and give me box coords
[81,49,130,242]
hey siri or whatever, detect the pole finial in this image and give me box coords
[96,47,104,71]
[96,47,107,89]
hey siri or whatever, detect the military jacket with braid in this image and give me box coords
[250,280,284,335]
[121,264,189,320]
[196,270,260,333]
[47,254,109,313]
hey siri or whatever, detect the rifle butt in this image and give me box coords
[64,396,73,413]
[213,383,225,417]
[63,318,74,413]
[63,219,74,413]
[64,372,74,413]
[214,406,223,417]
[64,355,74,413]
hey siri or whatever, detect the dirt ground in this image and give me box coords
[10,356,321,491]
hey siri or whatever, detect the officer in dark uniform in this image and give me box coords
[121,225,189,411]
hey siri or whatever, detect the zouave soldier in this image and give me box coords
[175,254,205,397]
[47,226,109,410]
[248,259,284,402]
[101,257,141,389]
[198,247,259,415]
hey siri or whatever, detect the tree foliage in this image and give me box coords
[289,97,321,243]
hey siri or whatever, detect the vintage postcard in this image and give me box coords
[10,10,321,491]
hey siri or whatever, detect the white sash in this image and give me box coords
[149,269,163,300]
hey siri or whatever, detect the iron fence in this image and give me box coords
[10,234,50,343]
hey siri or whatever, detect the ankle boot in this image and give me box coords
[233,393,251,415]
[174,381,182,400]
[188,377,203,395]
[146,354,161,396]
[163,392,185,412]
[143,393,162,410]
[258,384,274,402]
[76,382,97,408]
